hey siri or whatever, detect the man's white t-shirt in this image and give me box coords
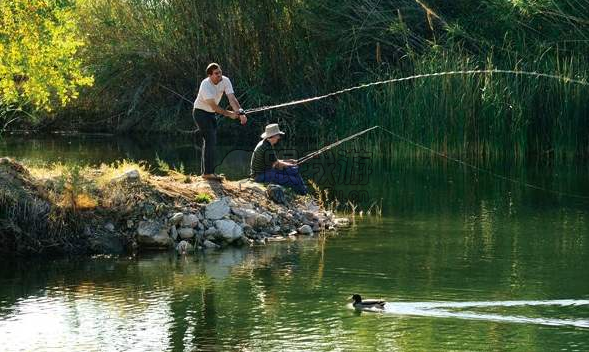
[193,76,234,112]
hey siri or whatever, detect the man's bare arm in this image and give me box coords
[227,93,241,112]
[206,99,237,118]
[227,93,247,125]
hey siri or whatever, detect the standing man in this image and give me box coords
[193,63,247,181]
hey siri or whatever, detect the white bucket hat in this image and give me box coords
[260,123,285,139]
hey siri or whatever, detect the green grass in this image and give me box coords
[194,193,212,204]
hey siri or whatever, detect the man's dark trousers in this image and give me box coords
[193,109,217,175]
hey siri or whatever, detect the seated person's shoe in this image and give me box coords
[266,184,286,204]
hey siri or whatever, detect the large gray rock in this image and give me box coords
[137,220,159,237]
[232,207,272,228]
[169,212,184,226]
[214,219,243,243]
[104,222,115,232]
[178,227,195,239]
[226,198,238,207]
[232,207,256,218]
[255,213,273,227]
[111,169,140,183]
[170,225,178,241]
[265,226,281,235]
[136,221,173,247]
[88,229,125,254]
[334,218,350,227]
[143,203,155,216]
[205,198,231,220]
[176,240,193,254]
[204,227,218,238]
[181,214,200,228]
[298,224,313,235]
[305,200,320,212]
[203,240,220,249]
[240,223,254,236]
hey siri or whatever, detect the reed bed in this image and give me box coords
[33,0,589,162]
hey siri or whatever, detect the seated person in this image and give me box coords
[250,124,308,195]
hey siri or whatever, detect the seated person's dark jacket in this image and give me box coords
[250,139,277,176]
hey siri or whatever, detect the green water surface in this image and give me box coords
[1,134,588,351]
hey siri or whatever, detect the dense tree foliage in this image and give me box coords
[0,0,93,121]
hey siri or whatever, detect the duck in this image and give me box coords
[351,294,386,310]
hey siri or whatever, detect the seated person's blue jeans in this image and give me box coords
[254,166,308,195]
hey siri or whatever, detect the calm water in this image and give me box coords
[1,134,589,351]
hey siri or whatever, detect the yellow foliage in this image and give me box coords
[0,0,93,113]
[59,190,97,210]
[74,193,98,209]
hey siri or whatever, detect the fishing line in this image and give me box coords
[244,69,588,114]
[379,126,589,200]
[159,84,201,133]
[297,125,589,200]
[159,84,194,105]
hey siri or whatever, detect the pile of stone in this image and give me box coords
[134,196,350,253]
[0,160,352,257]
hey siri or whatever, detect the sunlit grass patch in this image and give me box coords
[27,162,71,180]
[23,159,152,210]
[96,159,150,186]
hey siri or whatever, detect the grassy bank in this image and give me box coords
[0,158,152,256]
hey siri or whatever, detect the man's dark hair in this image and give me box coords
[206,63,220,76]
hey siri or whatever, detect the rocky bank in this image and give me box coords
[0,158,349,257]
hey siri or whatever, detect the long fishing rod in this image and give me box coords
[161,69,587,117]
[296,126,380,164]
[296,125,589,200]
[244,69,589,115]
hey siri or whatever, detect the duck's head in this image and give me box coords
[350,294,362,304]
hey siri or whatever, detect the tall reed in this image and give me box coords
[53,0,589,162]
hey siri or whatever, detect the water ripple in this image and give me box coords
[381,299,589,328]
